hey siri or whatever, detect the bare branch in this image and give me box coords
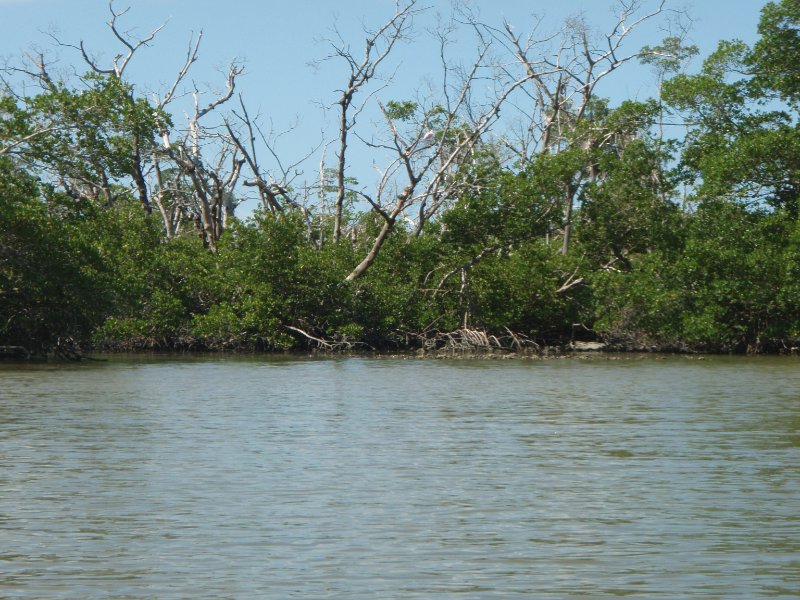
[325,0,423,243]
[107,0,167,77]
[0,126,58,157]
[156,32,202,110]
[195,63,242,121]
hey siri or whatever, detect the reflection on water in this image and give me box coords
[1,355,799,598]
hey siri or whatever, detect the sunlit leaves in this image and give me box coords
[749,0,800,104]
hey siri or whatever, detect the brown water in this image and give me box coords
[1,355,798,598]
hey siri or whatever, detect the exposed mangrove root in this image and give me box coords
[52,337,83,361]
[1,338,91,361]
[413,327,541,354]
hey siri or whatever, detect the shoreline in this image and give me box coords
[5,340,800,363]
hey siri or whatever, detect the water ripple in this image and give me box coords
[0,355,798,598]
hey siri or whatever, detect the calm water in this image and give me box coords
[0,355,798,599]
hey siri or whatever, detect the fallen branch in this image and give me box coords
[285,325,373,351]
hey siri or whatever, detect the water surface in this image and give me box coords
[1,355,798,598]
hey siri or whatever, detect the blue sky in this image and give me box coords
[0,0,772,211]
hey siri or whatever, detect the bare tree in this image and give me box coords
[342,25,533,281]
[157,59,245,251]
[318,0,672,281]
[464,0,669,254]
[58,0,170,214]
[315,1,423,243]
[79,1,249,250]
[3,0,249,251]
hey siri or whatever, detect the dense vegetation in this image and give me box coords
[2,0,800,356]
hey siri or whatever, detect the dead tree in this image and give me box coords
[223,95,322,242]
[465,0,669,255]
[4,1,247,251]
[324,1,421,243]
[343,27,533,281]
[157,59,245,251]
[61,0,168,215]
[68,1,248,250]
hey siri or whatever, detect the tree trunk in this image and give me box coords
[344,216,395,281]
[131,131,152,214]
[561,188,574,255]
[333,98,349,244]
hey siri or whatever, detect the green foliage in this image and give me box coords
[663,18,800,213]
[676,202,789,351]
[5,4,800,357]
[592,202,800,352]
[384,100,418,122]
[442,156,564,251]
[640,36,699,78]
[663,41,750,128]
[0,95,33,146]
[90,213,207,349]
[19,72,165,207]
[346,224,442,341]
[0,158,111,352]
[589,252,685,346]
[749,0,800,104]
[469,241,582,339]
[578,138,682,266]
